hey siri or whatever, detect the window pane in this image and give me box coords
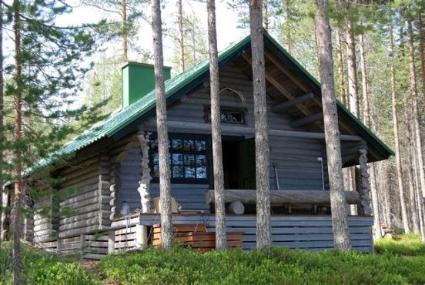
[185,167,196,178]
[196,167,207,179]
[171,153,183,165]
[196,155,207,166]
[172,139,183,151]
[172,166,184,178]
[184,154,195,166]
[183,140,195,152]
[195,140,206,151]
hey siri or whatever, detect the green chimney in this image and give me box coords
[122,62,171,107]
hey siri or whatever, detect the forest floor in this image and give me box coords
[0,234,424,285]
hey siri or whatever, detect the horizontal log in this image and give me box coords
[205,190,360,205]
[290,112,323,128]
[272,93,315,112]
[145,121,362,141]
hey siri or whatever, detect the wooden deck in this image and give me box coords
[111,214,374,252]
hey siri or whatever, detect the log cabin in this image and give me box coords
[1,33,393,258]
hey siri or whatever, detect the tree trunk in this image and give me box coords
[151,0,172,249]
[249,0,271,249]
[207,0,226,250]
[406,104,420,233]
[335,28,347,105]
[11,0,24,282]
[0,0,3,246]
[315,0,351,251]
[263,0,269,31]
[178,0,185,71]
[283,0,292,53]
[407,18,425,216]
[389,18,410,233]
[121,0,128,61]
[419,12,425,108]
[358,21,382,238]
[345,2,359,117]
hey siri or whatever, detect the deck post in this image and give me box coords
[136,132,152,249]
[356,148,372,216]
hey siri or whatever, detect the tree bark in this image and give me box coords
[405,104,420,233]
[11,0,24,282]
[389,18,410,233]
[0,0,4,246]
[315,0,351,251]
[283,0,292,53]
[407,18,425,216]
[249,0,271,249]
[345,2,359,117]
[121,0,128,61]
[178,0,185,71]
[151,0,172,249]
[335,28,347,105]
[207,0,226,250]
[419,12,425,108]
[263,0,269,31]
[358,20,381,238]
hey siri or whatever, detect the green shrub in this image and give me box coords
[99,245,425,285]
[0,243,99,285]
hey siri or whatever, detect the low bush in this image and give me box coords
[0,243,99,285]
[99,244,425,285]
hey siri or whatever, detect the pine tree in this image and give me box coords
[315,0,351,251]
[0,0,3,248]
[151,0,172,249]
[389,14,410,233]
[249,0,271,249]
[207,0,226,249]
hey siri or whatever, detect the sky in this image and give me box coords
[57,0,247,66]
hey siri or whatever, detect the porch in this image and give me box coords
[109,213,374,252]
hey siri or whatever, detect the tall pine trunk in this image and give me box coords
[249,0,271,249]
[359,20,381,238]
[151,0,172,249]
[0,0,3,247]
[263,0,269,31]
[121,0,128,61]
[407,18,425,224]
[178,0,185,71]
[345,2,359,117]
[315,0,351,251]
[283,0,292,53]
[405,103,420,233]
[11,0,24,282]
[207,0,226,249]
[335,28,347,105]
[389,18,410,233]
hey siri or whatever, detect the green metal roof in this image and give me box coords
[33,32,392,172]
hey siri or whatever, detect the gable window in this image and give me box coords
[204,106,246,125]
[150,134,209,183]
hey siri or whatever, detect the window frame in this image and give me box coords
[204,105,247,125]
[149,133,211,184]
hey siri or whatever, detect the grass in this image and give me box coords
[1,235,424,285]
[375,234,425,256]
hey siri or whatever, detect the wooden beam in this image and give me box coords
[290,112,323,128]
[241,53,314,119]
[144,121,362,141]
[272,93,315,112]
[205,190,360,205]
[265,52,311,93]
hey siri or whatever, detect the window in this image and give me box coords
[150,135,209,183]
[204,107,246,124]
